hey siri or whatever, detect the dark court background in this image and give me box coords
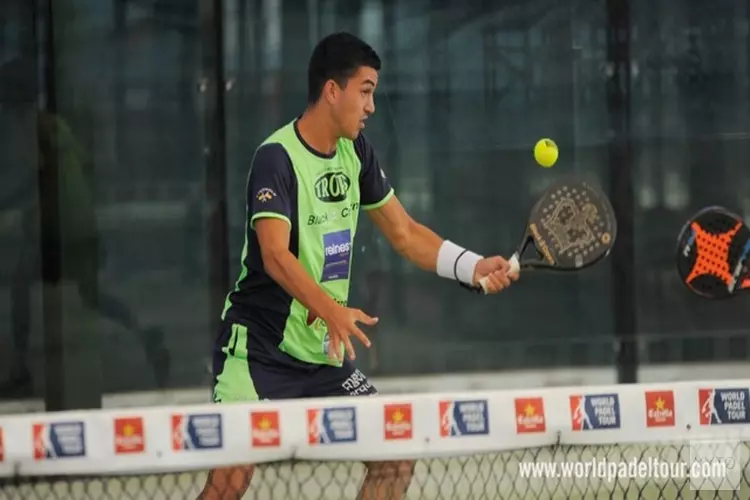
[1,0,749,410]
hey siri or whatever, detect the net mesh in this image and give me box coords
[2,442,748,499]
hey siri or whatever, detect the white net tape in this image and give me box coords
[1,380,749,499]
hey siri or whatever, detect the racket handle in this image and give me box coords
[508,254,520,275]
[478,254,520,295]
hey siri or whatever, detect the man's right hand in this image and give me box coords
[322,305,377,363]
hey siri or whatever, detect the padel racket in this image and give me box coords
[675,206,750,299]
[478,176,617,293]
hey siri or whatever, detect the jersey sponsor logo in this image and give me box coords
[699,388,750,425]
[114,417,145,454]
[321,229,351,282]
[172,413,223,451]
[256,187,276,203]
[307,202,359,226]
[33,421,86,460]
[314,172,351,203]
[514,397,546,434]
[439,399,489,437]
[251,410,280,448]
[570,393,620,431]
[307,407,357,445]
[645,390,675,428]
[384,403,413,440]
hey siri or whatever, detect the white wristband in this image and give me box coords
[436,240,483,286]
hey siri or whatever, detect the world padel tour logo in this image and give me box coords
[515,397,546,434]
[33,421,86,460]
[645,390,675,428]
[699,388,750,425]
[114,417,145,454]
[321,229,351,282]
[307,407,357,445]
[251,411,280,448]
[569,393,620,431]
[384,403,413,441]
[171,413,223,451]
[439,399,489,437]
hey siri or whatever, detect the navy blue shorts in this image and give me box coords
[211,321,377,402]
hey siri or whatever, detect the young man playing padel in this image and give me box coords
[199,32,519,500]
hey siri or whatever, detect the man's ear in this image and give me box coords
[322,79,339,105]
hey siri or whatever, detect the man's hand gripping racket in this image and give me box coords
[475,177,618,294]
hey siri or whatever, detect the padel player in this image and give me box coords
[199,32,519,500]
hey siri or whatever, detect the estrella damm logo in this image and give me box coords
[645,390,675,428]
[251,411,280,448]
[384,403,413,441]
[114,417,145,454]
[314,172,351,203]
[514,397,546,434]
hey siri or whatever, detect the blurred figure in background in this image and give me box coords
[0,56,170,397]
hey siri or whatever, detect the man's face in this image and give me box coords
[330,66,377,140]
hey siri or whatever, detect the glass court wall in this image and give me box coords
[1,0,750,410]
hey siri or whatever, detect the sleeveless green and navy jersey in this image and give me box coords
[221,119,394,367]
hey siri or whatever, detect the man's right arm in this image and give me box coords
[256,219,343,324]
[258,219,374,361]
[249,143,374,361]
[248,144,343,323]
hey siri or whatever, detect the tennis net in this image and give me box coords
[1,380,749,499]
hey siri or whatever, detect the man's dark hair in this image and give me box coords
[307,32,381,104]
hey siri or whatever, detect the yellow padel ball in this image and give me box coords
[534,138,558,168]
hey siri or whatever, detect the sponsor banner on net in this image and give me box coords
[517,448,742,490]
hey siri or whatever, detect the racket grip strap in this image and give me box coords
[508,254,520,274]
[436,240,482,286]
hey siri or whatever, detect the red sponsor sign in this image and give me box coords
[384,404,412,440]
[645,390,675,428]
[251,411,280,448]
[114,417,145,454]
[515,397,546,433]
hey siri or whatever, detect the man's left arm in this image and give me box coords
[355,134,516,293]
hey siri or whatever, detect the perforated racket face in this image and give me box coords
[525,178,617,270]
[675,206,750,299]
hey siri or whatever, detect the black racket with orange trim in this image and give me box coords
[675,206,750,299]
